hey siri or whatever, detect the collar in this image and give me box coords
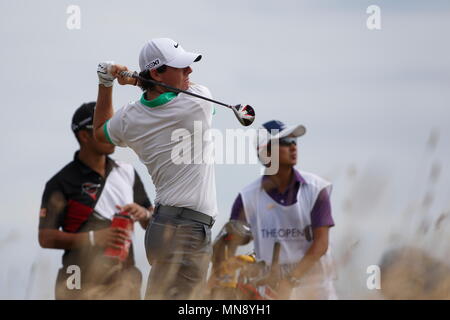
[292,169,306,184]
[73,151,118,175]
[140,92,177,108]
[262,168,306,189]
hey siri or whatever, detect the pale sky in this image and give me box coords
[1,0,449,299]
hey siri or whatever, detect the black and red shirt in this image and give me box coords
[39,152,151,266]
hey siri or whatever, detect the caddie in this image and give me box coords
[228,120,337,299]
[93,38,218,299]
[39,102,153,299]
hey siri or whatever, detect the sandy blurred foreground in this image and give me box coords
[380,247,450,299]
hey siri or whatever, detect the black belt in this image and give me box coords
[155,205,215,227]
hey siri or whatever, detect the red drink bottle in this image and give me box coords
[104,211,133,261]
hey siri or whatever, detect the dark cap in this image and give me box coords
[72,102,95,132]
[262,120,288,135]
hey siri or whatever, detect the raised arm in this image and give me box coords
[93,62,136,144]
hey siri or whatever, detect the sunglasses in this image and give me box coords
[279,137,297,146]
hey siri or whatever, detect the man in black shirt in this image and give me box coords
[39,102,153,299]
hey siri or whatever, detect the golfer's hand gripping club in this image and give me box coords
[97,61,116,87]
[119,70,255,126]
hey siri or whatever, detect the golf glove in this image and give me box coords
[97,61,115,87]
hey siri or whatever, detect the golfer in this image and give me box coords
[229,120,337,299]
[93,38,217,299]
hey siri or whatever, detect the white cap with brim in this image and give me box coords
[256,120,306,150]
[139,38,202,71]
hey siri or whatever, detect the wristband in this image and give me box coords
[88,230,95,246]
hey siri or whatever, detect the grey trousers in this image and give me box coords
[144,208,212,300]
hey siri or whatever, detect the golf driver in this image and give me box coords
[119,71,255,126]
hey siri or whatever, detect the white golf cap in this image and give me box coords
[256,120,306,150]
[139,38,202,71]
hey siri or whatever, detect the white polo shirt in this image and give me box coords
[104,83,218,217]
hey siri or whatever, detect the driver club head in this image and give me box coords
[231,104,256,126]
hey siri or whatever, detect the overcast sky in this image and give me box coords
[1,0,449,299]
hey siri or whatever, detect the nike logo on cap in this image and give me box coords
[174,43,179,48]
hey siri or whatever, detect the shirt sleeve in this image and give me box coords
[310,188,335,228]
[229,194,247,223]
[133,170,152,209]
[194,84,215,118]
[39,178,67,230]
[104,107,127,147]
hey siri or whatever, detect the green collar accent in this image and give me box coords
[140,92,177,108]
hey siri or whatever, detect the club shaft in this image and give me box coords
[120,71,231,109]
